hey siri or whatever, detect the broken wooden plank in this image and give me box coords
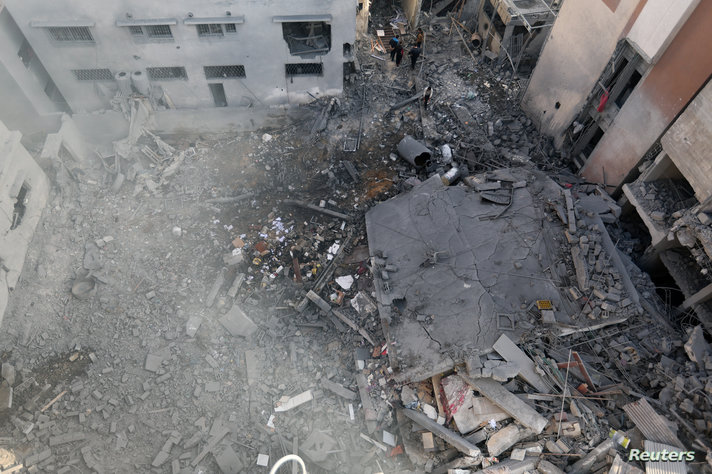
[459,375,548,434]
[401,408,481,458]
[493,334,551,394]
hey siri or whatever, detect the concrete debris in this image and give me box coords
[1,7,711,474]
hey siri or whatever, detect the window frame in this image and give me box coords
[146,66,188,81]
[72,68,114,81]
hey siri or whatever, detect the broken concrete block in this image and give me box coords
[697,212,711,226]
[684,325,711,366]
[185,316,202,338]
[214,445,244,474]
[492,362,520,382]
[1,363,15,385]
[275,390,313,412]
[321,378,356,400]
[144,353,163,373]
[219,305,258,338]
[537,459,566,474]
[0,382,12,410]
[422,431,435,451]
[487,423,525,457]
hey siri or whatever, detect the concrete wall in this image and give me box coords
[520,0,643,141]
[0,120,49,324]
[580,0,712,186]
[402,0,422,29]
[3,0,357,112]
[660,80,712,203]
[626,0,699,64]
[0,7,63,134]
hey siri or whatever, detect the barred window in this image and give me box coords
[146,67,187,80]
[285,63,323,77]
[147,24,173,38]
[204,65,246,79]
[196,23,238,37]
[47,26,94,43]
[72,68,113,81]
[127,25,173,40]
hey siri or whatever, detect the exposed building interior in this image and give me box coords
[0,0,711,473]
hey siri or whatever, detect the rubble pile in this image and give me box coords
[1,5,711,474]
[629,180,697,229]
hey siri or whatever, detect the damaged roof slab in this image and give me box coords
[366,169,564,381]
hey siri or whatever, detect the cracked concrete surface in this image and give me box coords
[366,168,566,381]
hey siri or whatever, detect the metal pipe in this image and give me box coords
[397,135,431,168]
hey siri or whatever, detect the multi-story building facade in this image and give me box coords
[1,0,356,117]
[521,0,712,189]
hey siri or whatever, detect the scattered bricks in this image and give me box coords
[568,287,582,300]
[152,450,170,468]
[108,398,119,406]
[538,459,566,474]
[25,448,52,466]
[1,363,16,385]
[620,298,632,308]
[600,302,614,312]
[92,390,103,400]
[49,432,86,446]
[605,292,621,303]
[564,231,578,244]
[110,422,117,433]
[650,210,665,221]
[592,289,606,300]
[698,212,711,225]
[422,432,436,451]
[171,459,180,474]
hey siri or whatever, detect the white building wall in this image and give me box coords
[0,7,64,133]
[2,0,357,112]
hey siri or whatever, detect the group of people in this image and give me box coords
[388,29,433,110]
[388,28,423,70]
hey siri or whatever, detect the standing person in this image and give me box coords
[408,45,421,70]
[395,43,404,66]
[422,85,433,109]
[389,35,400,61]
[415,28,424,47]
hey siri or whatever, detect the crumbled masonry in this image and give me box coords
[1,3,711,474]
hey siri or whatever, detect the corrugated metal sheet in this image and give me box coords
[643,441,687,474]
[623,399,685,449]
[609,454,644,474]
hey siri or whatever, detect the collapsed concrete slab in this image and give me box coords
[366,168,633,383]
